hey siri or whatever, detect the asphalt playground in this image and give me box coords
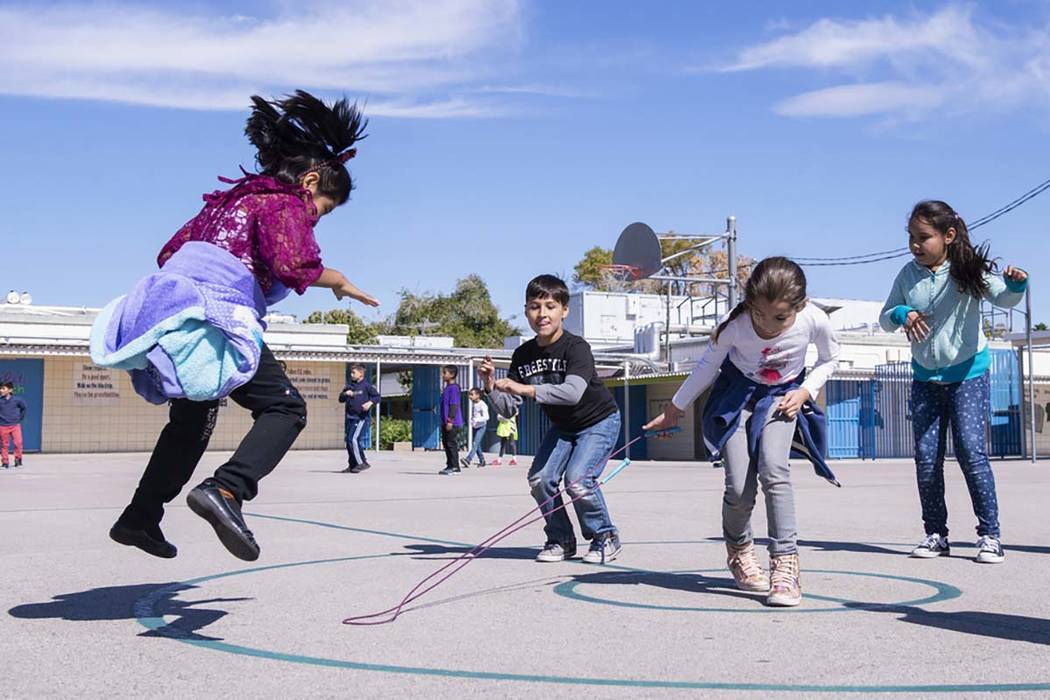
[2,449,1049,699]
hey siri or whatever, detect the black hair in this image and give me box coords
[468,387,482,395]
[245,90,367,206]
[1,382,12,390]
[713,257,807,344]
[526,274,570,306]
[442,365,459,379]
[909,200,996,299]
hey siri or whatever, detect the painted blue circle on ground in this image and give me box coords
[552,567,961,613]
[131,517,1050,693]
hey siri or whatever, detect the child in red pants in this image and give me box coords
[0,382,26,468]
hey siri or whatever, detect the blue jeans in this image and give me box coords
[466,425,486,464]
[912,372,1000,538]
[345,415,370,467]
[527,411,621,545]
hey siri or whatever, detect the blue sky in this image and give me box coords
[2,0,1048,329]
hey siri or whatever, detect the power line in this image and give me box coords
[794,246,908,263]
[970,176,1050,230]
[797,175,1050,267]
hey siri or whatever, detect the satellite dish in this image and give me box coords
[613,222,662,279]
[5,290,18,305]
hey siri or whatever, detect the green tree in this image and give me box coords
[1035,322,1048,331]
[573,246,615,289]
[304,308,385,345]
[389,275,520,348]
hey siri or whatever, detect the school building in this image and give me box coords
[2,297,1048,461]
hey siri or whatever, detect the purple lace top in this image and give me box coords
[158,173,325,305]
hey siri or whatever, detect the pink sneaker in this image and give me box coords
[509,457,518,466]
[491,458,502,466]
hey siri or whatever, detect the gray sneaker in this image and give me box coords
[975,535,1005,564]
[582,533,622,564]
[910,533,950,558]
[535,541,577,562]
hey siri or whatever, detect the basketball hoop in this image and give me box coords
[598,264,642,292]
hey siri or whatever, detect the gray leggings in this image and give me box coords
[721,406,798,556]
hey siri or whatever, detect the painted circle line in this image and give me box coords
[132,518,1049,693]
[553,568,961,614]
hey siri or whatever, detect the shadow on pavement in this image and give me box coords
[8,583,249,641]
[404,543,539,560]
[567,570,764,604]
[845,603,1050,645]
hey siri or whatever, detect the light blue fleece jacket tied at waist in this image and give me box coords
[880,259,1027,383]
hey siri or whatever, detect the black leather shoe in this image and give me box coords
[109,521,177,559]
[349,463,371,474]
[186,479,260,561]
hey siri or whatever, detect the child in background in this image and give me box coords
[109,91,378,561]
[339,363,380,474]
[438,366,464,475]
[880,200,1028,564]
[480,275,623,564]
[462,388,489,468]
[492,406,519,466]
[645,257,840,606]
[0,382,26,468]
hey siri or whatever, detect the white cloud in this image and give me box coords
[723,4,1050,120]
[0,0,523,117]
[774,82,947,118]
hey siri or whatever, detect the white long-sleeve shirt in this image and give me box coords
[671,303,839,410]
[470,399,490,428]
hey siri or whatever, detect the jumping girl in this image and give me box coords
[108,91,378,562]
[645,257,840,606]
[880,200,1028,564]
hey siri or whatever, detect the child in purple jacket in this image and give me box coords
[110,91,379,563]
[438,365,464,475]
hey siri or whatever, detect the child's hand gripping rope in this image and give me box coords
[342,427,682,626]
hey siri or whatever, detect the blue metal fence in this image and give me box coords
[823,348,1025,460]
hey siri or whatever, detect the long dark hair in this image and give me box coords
[713,257,807,343]
[244,90,367,205]
[909,200,995,299]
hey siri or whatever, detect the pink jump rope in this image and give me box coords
[343,426,682,626]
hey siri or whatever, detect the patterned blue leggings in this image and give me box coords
[911,372,1000,538]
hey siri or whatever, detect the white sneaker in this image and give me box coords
[975,535,1005,564]
[910,533,950,558]
[535,541,576,562]
[582,533,622,564]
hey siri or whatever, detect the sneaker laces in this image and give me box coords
[976,536,1000,553]
[770,555,798,589]
[728,544,763,581]
[918,533,942,550]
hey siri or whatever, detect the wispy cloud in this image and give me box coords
[722,4,1050,120]
[0,0,524,117]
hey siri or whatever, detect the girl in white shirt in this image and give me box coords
[645,257,839,607]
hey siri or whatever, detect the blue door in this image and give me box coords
[825,380,861,459]
[411,365,442,450]
[0,359,44,452]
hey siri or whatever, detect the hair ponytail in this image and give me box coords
[244,90,367,205]
[712,256,807,344]
[713,302,748,344]
[909,200,995,299]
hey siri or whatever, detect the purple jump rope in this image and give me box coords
[343,426,682,626]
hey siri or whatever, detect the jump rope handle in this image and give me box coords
[643,426,682,438]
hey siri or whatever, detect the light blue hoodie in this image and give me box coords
[880,259,1027,383]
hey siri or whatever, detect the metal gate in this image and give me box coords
[411,365,442,450]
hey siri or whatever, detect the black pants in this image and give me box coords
[441,425,461,469]
[121,345,307,527]
[345,415,370,467]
